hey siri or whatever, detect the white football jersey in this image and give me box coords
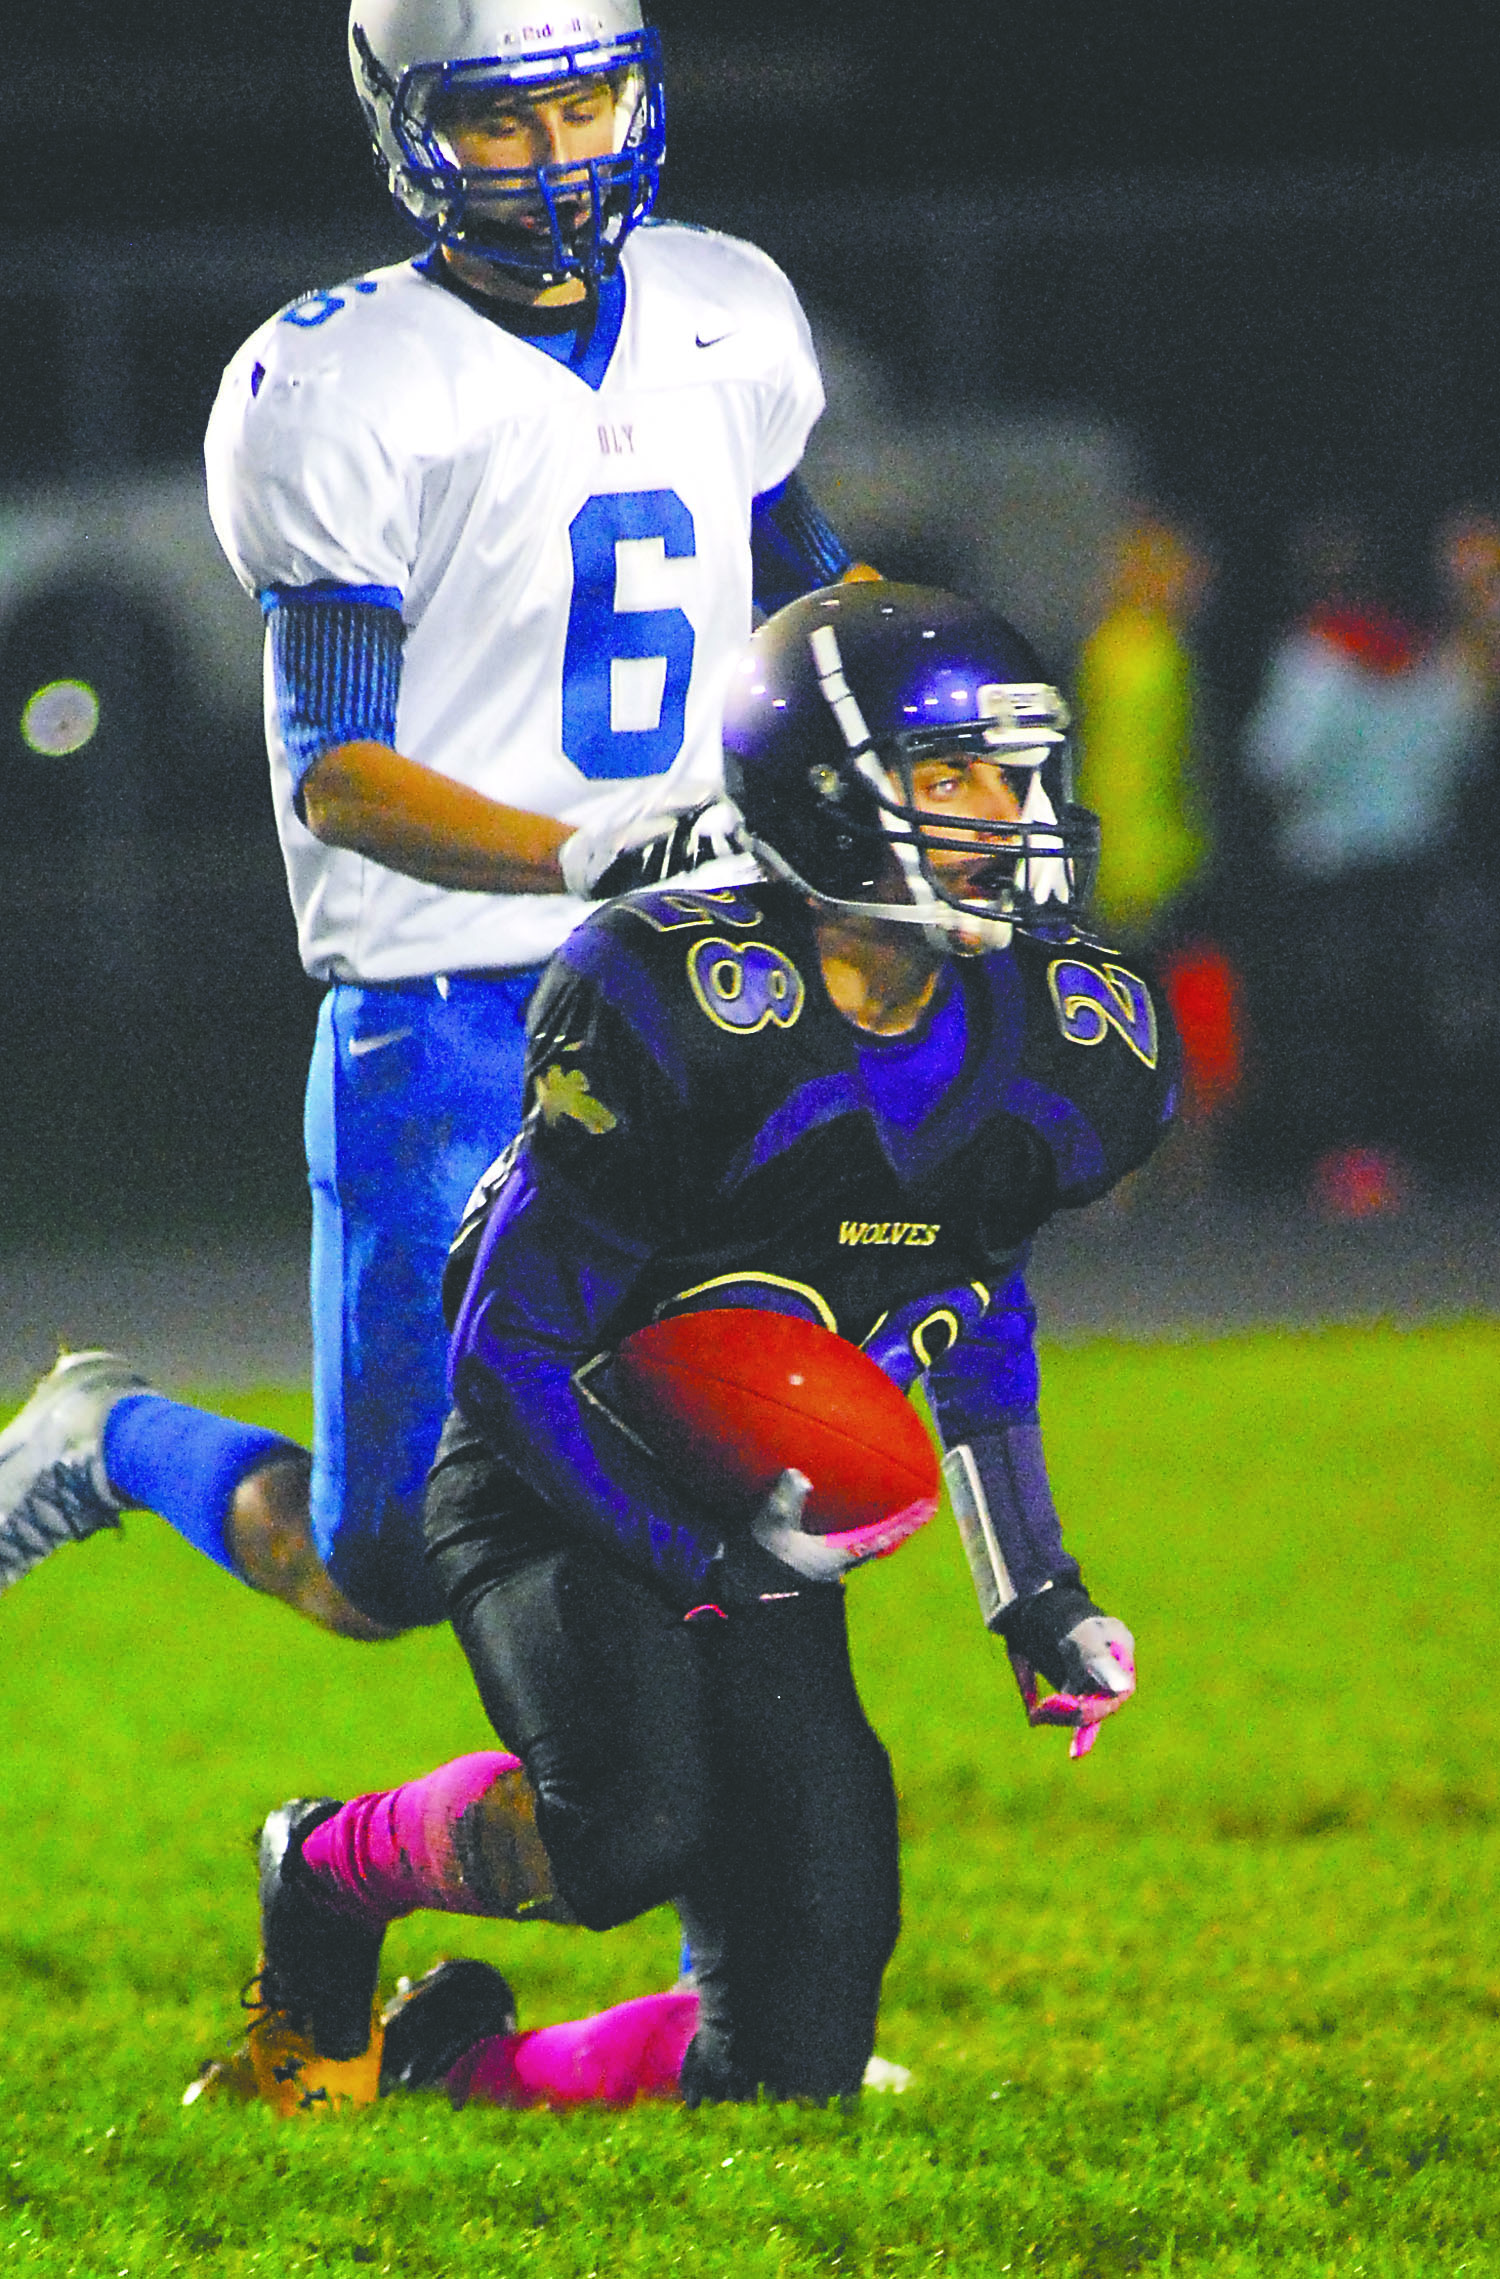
[205,223,825,982]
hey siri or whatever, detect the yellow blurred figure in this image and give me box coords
[1075,516,1211,939]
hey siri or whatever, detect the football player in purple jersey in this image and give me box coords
[194,585,1169,2115]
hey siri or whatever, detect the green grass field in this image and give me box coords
[3,1318,1499,2277]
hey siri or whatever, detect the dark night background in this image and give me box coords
[13,0,1500,212]
[2,1,1498,1243]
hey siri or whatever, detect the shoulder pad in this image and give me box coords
[620,224,809,359]
[547,882,814,1098]
[627,219,797,292]
[206,266,445,601]
[1035,939,1163,1071]
[1004,933,1178,1199]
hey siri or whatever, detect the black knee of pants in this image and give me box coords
[426,1430,715,1929]
[455,1549,716,1929]
[427,1416,902,2097]
[676,1590,901,2106]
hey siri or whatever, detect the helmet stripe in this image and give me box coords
[806,623,938,907]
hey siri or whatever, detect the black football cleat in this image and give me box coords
[257,1798,385,2064]
[379,1959,519,2095]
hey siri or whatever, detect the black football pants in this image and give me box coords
[425,1426,901,2105]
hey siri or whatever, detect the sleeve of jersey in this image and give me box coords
[1012,960,1181,1210]
[204,344,419,603]
[751,265,828,498]
[447,1164,725,1603]
[916,1274,1084,1629]
[751,474,855,612]
[445,961,723,1603]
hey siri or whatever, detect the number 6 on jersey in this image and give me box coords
[563,489,698,779]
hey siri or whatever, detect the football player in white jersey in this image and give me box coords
[0,0,872,1648]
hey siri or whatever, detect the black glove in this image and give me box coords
[586,799,744,900]
[995,1583,1100,1688]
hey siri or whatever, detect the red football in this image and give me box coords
[611,1308,940,1535]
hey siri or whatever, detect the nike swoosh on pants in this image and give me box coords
[348,1026,414,1059]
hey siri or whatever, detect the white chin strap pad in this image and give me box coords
[1016,771,1070,908]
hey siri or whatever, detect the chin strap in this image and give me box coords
[749,837,1017,953]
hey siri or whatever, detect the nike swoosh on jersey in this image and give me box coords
[348,1026,414,1058]
[695,331,734,349]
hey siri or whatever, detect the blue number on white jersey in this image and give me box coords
[281,282,380,329]
[563,490,697,780]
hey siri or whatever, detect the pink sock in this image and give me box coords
[448,1991,701,2110]
[300,1752,524,1924]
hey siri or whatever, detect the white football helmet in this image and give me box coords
[348,0,666,287]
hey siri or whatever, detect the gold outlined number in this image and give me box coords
[687,937,806,1035]
[1047,958,1159,1068]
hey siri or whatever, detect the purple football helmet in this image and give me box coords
[722,583,1099,952]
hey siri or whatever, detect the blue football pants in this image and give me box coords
[303,969,540,1628]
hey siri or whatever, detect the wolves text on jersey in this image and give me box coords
[838,1222,941,1248]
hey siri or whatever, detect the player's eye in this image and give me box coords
[444,105,525,143]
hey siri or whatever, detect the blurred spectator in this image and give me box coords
[1157,941,1244,1123]
[1421,508,1500,1153]
[1435,508,1500,685]
[1239,508,1486,1201]
[1075,513,1245,1194]
[1074,512,1212,943]
[1243,511,1473,880]
[1153,939,1247,1197]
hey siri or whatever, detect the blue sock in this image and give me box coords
[102,1393,301,1576]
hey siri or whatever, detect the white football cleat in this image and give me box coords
[862,2055,912,2093]
[0,1350,151,1594]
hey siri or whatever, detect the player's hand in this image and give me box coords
[747,1468,842,1583]
[748,1467,936,1585]
[560,798,744,899]
[1012,1615,1135,1760]
[1000,1585,1136,1762]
